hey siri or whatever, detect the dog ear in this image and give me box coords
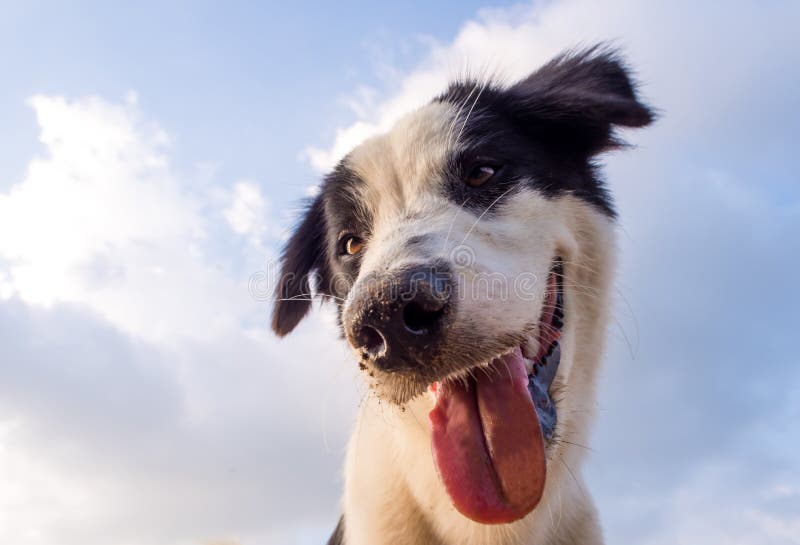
[271,195,329,337]
[508,46,654,155]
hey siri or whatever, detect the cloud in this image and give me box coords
[224,181,265,235]
[224,181,282,248]
[2,295,362,545]
[599,459,800,545]
[0,94,359,544]
[0,95,270,345]
[0,298,357,545]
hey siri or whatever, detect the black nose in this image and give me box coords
[346,265,453,372]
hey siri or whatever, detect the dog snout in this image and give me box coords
[345,264,453,372]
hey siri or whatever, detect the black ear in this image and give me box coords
[271,195,329,337]
[508,46,654,155]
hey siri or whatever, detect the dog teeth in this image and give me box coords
[521,337,538,361]
[523,357,534,375]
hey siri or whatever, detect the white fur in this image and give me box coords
[338,101,617,545]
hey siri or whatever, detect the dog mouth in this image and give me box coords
[428,261,564,525]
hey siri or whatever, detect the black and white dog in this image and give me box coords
[272,47,653,545]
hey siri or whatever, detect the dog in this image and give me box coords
[271,46,653,545]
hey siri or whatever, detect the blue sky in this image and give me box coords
[0,1,798,544]
[0,1,487,197]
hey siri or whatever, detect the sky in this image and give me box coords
[0,1,798,544]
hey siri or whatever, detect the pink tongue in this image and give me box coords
[429,348,546,524]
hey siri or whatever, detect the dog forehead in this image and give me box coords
[345,101,458,213]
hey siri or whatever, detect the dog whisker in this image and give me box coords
[454,78,489,145]
[441,196,471,252]
[458,185,517,247]
[556,453,588,503]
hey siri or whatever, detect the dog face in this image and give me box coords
[273,48,652,526]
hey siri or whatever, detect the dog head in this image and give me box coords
[272,47,652,525]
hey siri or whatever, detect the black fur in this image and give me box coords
[436,46,654,217]
[271,163,367,336]
[271,195,328,336]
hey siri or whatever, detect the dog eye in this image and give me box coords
[341,235,364,256]
[464,164,497,187]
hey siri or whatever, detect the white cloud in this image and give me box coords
[224,181,267,239]
[223,180,285,250]
[632,463,800,545]
[0,94,359,544]
[0,299,355,545]
[0,95,256,344]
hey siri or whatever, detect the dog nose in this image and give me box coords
[346,265,453,372]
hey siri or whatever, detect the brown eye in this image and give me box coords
[465,164,497,187]
[343,236,364,256]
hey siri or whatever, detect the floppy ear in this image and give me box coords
[507,46,654,155]
[271,195,329,337]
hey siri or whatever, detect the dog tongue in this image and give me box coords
[429,348,546,524]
